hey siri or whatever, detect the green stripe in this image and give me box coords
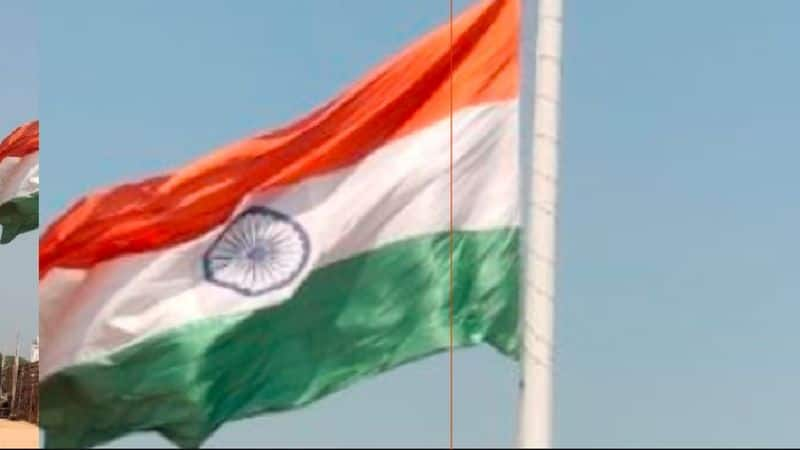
[0,191,38,244]
[42,228,520,448]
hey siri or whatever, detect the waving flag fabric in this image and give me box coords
[40,0,521,447]
[0,120,39,244]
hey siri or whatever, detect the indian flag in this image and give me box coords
[40,0,521,447]
[0,120,39,244]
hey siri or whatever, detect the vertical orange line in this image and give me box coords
[448,0,454,449]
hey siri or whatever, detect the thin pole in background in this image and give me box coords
[448,1,455,449]
[10,331,19,414]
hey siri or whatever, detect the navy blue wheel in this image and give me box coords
[203,206,310,296]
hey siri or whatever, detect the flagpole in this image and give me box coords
[10,332,19,414]
[518,0,563,448]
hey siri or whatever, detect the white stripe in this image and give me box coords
[40,100,520,378]
[0,153,39,204]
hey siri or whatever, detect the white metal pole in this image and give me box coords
[10,332,19,413]
[518,0,563,447]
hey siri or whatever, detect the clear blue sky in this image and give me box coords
[0,1,38,360]
[40,0,800,447]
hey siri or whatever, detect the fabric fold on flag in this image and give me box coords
[0,120,39,244]
[40,0,521,447]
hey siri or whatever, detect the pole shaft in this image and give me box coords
[10,333,19,413]
[518,0,563,447]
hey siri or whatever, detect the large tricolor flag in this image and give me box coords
[0,120,39,244]
[40,0,520,447]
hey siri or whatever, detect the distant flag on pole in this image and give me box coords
[39,0,521,447]
[0,121,39,244]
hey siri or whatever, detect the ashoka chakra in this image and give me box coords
[203,206,310,296]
